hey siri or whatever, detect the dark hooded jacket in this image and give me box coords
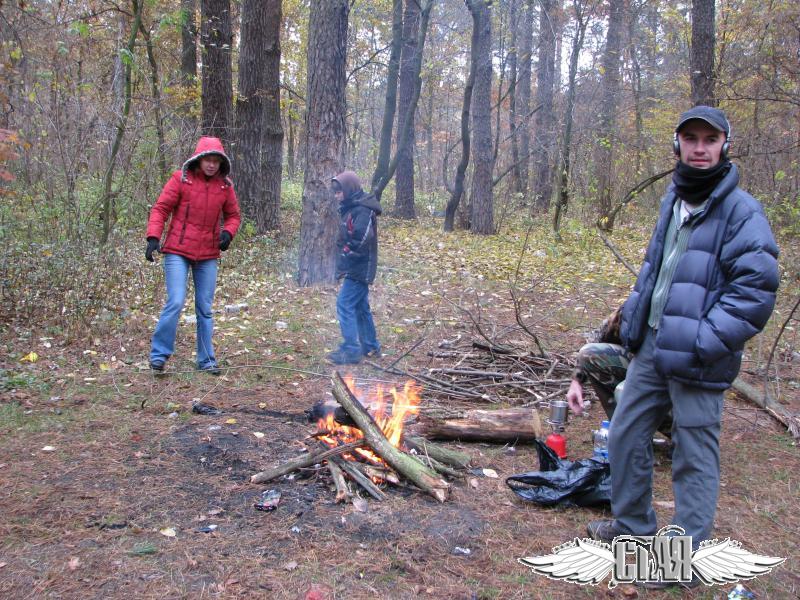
[146,137,241,261]
[333,171,382,284]
[620,163,779,390]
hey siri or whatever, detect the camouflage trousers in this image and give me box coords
[577,342,672,436]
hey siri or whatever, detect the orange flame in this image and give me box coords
[317,376,421,467]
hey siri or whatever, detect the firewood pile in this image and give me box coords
[250,372,475,503]
[376,338,575,407]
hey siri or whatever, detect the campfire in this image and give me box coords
[316,375,421,469]
[250,372,473,503]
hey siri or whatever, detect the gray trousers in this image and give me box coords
[608,328,723,547]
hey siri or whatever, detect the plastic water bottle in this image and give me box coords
[592,420,610,462]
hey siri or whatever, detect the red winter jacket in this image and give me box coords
[146,137,241,261]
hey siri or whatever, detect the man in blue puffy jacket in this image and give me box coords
[586,106,780,586]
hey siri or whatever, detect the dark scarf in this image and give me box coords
[672,160,731,204]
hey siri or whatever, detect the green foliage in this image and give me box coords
[281,179,304,213]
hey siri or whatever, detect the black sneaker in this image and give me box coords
[326,350,362,365]
[586,519,624,545]
[150,360,165,374]
[198,364,222,376]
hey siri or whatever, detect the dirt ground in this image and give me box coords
[1,220,798,599]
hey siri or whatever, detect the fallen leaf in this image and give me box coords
[283,560,299,571]
[68,557,80,571]
[41,446,56,452]
[225,578,239,585]
[469,478,479,489]
[258,402,267,409]
[0,562,7,568]
[252,431,265,439]
[159,527,176,537]
[20,351,38,363]
[99,363,110,372]
[225,418,237,425]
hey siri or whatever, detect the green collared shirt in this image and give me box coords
[648,197,709,329]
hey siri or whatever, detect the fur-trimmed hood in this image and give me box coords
[181,137,232,182]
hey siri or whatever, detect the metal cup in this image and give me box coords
[549,400,568,428]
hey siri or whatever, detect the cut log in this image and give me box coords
[731,377,800,439]
[331,371,450,502]
[330,456,387,501]
[327,459,351,503]
[411,408,543,443]
[250,440,363,484]
[404,436,472,469]
[361,464,401,485]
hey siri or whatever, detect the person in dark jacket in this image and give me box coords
[327,170,382,365]
[584,106,779,585]
[146,136,241,375]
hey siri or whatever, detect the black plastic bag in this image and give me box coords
[506,439,611,507]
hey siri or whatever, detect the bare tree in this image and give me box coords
[394,0,422,219]
[297,0,349,286]
[200,0,233,144]
[467,0,494,235]
[531,0,557,212]
[691,0,716,105]
[595,0,626,230]
[234,0,283,232]
[370,0,403,196]
[552,0,593,238]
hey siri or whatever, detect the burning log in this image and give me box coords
[251,440,364,484]
[331,372,450,503]
[330,456,387,501]
[412,408,543,443]
[327,459,351,503]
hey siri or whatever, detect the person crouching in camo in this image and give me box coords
[326,171,383,366]
[566,307,672,438]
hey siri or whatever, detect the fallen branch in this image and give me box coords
[251,440,363,484]
[731,377,800,439]
[331,371,450,502]
[330,456,387,501]
[327,459,351,503]
[404,436,472,469]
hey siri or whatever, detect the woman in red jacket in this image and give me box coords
[145,137,241,374]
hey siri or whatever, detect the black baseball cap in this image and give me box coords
[675,105,730,137]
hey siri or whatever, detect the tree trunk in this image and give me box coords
[181,0,198,84]
[370,0,403,196]
[516,0,533,202]
[139,19,168,180]
[467,0,494,235]
[261,1,284,232]
[394,0,421,219]
[200,0,233,145]
[595,0,626,230]
[443,3,479,232]
[297,0,349,287]
[690,0,715,106]
[234,0,282,233]
[531,0,557,212]
[552,0,589,239]
[100,0,142,244]
[412,408,543,442]
[507,0,521,195]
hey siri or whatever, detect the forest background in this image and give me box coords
[0,1,799,598]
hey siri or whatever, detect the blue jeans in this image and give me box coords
[336,277,380,356]
[150,253,218,368]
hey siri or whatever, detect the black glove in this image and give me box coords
[219,231,232,251]
[145,237,160,262]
